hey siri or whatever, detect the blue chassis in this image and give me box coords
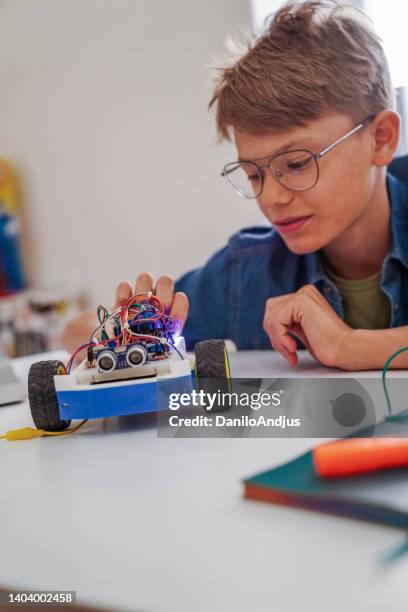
[56,371,195,420]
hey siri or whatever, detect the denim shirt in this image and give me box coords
[175,159,408,350]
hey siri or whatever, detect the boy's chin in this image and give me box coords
[281,234,329,255]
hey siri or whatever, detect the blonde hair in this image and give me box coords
[209,0,394,140]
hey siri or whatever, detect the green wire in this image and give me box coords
[382,346,408,417]
[97,305,109,324]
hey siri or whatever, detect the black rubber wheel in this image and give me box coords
[194,340,231,412]
[195,339,230,377]
[28,360,71,431]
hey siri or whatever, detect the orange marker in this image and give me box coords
[313,438,408,478]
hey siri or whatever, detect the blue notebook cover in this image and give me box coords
[244,418,408,528]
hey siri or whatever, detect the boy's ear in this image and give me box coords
[371,110,400,167]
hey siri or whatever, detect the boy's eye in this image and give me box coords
[286,155,313,172]
[240,162,262,183]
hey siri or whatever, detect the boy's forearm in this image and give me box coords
[341,327,408,370]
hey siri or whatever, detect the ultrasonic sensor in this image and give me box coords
[96,350,117,373]
[126,345,147,367]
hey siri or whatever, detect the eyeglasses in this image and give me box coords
[221,115,376,199]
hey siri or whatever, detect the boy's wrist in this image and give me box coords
[334,328,387,370]
[332,328,361,371]
[336,329,374,370]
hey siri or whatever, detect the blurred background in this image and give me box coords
[0,0,406,356]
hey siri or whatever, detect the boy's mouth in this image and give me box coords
[272,215,313,234]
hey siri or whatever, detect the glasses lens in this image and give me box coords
[223,162,262,199]
[270,150,318,191]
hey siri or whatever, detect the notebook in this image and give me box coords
[244,417,408,528]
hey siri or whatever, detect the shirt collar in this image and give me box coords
[304,248,327,287]
[387,172,408,269]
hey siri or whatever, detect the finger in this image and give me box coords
[270,337,298,367]
[289,324,319,362]
[135,272,154,295]
[264,295,302,363]
[154,275,174,309]
[263,293,293,330]
[283,347,298,367]
[169,292,189,329]
[283,332,298,354]
[263,304,293,347]
[288,324,309,348]
[263,293,293,331]
[264,293,294,314]
[279,339,298,367]
[264,305,298,365]
[114,281,133,308]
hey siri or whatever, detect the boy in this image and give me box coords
[63,0,408,371]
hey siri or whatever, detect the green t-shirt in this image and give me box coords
[324,265,390,330]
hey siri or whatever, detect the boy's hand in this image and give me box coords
[61,273,189,355]
[114,273,189,333]
[263,285,354,368]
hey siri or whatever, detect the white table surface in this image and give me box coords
[0,350,407,612]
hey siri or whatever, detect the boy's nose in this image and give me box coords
[257,170,293,209]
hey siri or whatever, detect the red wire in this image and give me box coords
[66,342,92,373]
[121,294,164,329]
[67,294,165,372]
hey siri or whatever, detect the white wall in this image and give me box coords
[0,0,264,306]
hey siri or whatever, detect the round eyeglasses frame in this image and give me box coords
[221,115,376,199]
